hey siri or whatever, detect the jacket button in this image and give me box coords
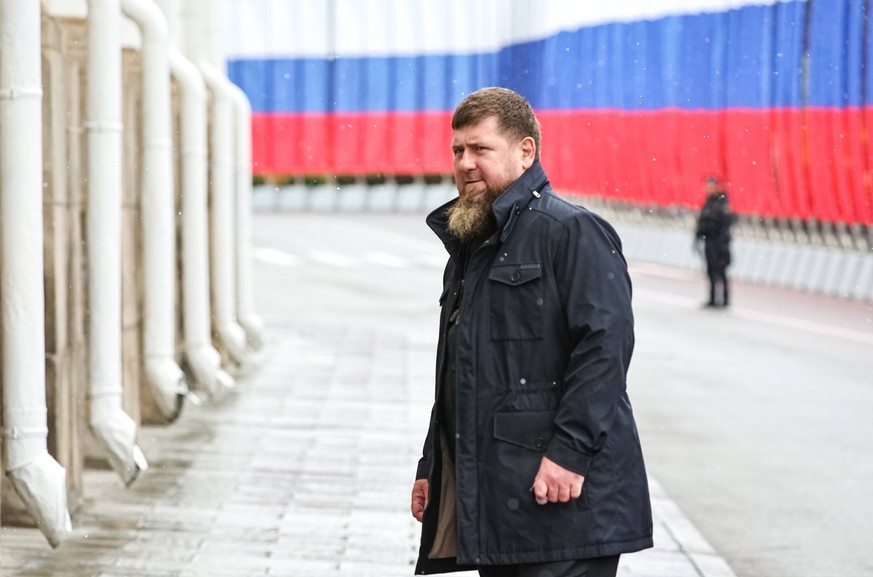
[534,437,545,448]
[510,272,521,282]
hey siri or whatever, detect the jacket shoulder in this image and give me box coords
[533,189,621,239]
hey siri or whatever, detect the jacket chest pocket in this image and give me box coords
[488,262,543,341]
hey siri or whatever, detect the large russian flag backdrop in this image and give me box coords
[226,0,873,224]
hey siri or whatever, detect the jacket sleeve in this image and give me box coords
[416,404,436,480]
[545,210,635,476]
[416,262,454,480]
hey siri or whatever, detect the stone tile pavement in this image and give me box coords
[0,325,737,577]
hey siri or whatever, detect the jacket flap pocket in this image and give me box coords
[489,262,543,286]
[493,411,554,452]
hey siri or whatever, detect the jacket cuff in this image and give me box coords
[415,456,429,480]
[545,433,593,477]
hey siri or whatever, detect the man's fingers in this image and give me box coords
[570,480,583,500]
[531,478,548,505]
[411,494,425,521]
[536,482,578,505]
[533,457,586,505]
[546,483,562,503]
[411,479,429,522]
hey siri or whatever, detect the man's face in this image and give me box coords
[451,116,529,201]
[705,180,718,195]
[446,116,535,240]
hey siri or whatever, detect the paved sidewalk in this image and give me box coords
[1,326,736,577]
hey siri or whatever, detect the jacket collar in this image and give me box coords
[491,160,549,242]
[426,161,550,256]
[426,196,461,258]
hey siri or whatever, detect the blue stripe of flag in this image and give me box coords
[229,0,868,114]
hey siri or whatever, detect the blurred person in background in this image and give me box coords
[410,87,652,577]
[695,176,735,308]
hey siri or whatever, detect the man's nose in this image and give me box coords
[456,150,475,171]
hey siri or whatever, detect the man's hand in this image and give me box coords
[531,456,584,505]
[411,478,429,522]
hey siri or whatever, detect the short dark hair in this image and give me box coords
[452,87,541,161]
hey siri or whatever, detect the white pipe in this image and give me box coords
[153,0,183,47]
[87,0,149,485]
[198,0,263,350]
[0,0,73,548]
[199,0,263,352]
[228,79,265,350]
[120,0,189,420]
[186,0,248,365]
[169,45,235,396]
[204,65,249,365]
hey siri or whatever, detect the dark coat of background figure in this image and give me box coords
[695,179,735,308]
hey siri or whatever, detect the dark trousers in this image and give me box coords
[707,265,729,306]
[477,555,620,577]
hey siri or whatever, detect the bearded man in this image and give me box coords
[410,87,653,577]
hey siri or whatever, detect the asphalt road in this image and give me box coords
[251,211,873,577]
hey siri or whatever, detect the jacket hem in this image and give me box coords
[414,556,477,575]
[458,535,654,567]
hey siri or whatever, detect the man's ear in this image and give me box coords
[520,136,536,169]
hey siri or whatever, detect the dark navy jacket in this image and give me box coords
[415,162,653,573]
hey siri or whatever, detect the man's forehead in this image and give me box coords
[452,117,503,143]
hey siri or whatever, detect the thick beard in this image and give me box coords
[447,181,509,241]
[447,187,498,241]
